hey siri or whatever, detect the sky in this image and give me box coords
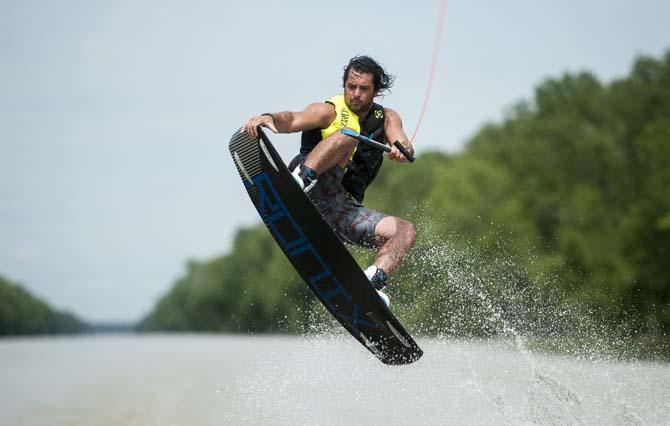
[1,0,668,323]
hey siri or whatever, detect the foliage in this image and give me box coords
[0,274,86,335]
[141,49,670,346]
[140,227,315,333]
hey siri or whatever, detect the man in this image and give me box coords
[243,55,415,307]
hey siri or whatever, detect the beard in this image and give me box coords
[347,97,373,115]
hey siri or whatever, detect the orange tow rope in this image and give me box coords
[410,0,447,144]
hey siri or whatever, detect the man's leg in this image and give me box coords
[371,216,416,275]
[303,132,357,172]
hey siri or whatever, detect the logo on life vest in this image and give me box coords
[374,109,384,119]
[341,108,350,127]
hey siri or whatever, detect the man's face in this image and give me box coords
[343,69,377,114]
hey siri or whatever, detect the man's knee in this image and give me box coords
[330,133,358,157]
[311,132,357,169]
[327,131,357,147]
[400,219,417,247]
[374,216,416,245]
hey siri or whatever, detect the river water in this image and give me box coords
[1,334,668,425]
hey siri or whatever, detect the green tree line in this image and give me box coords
[0,274,86,335]
[141,50,670,352]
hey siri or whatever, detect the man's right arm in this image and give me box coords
[243,102,334,139]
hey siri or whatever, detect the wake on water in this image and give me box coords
[228,214,669,424]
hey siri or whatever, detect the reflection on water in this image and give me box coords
[0,334,668,425]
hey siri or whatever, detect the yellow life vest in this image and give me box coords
[321,95,360,139]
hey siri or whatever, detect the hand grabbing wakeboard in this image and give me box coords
[229,127,422,365]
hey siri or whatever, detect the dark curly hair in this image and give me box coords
[342,55,395,96]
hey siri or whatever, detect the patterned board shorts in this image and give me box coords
[305,165,387,247]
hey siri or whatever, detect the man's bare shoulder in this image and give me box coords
[305,101,335,114]
[302,101,336,128]
[383,107,403,123]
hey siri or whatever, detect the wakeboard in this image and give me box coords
[229,127,422,365]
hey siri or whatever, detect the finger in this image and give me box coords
[266,122,279,134]
[394,150,407,163]
[249,121,258,139]
[389,147,401,162]
[242,120,254,137]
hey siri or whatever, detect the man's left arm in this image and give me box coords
[384,108,415,163]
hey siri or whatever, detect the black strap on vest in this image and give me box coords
[342,104,385,202]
